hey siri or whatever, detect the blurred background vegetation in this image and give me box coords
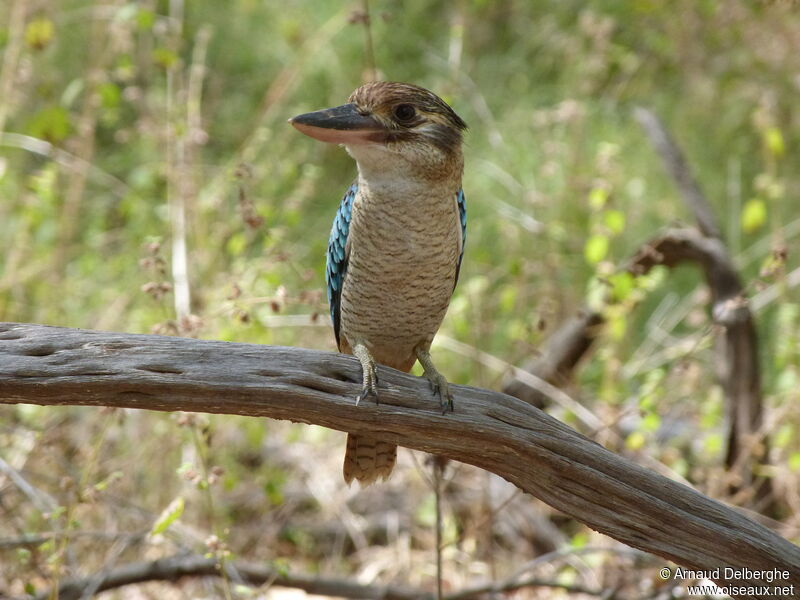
[1,0,799,598]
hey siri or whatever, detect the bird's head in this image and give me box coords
[290,82,466,182]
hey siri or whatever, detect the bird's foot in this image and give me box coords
[356,375,378,406]
[415,348,454,414]
[426,371,454,414]
[353,343,379,406]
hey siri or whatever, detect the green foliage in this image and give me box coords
[150,496,185,535]
[741,198,767,233]
[24,17,54,50]
[26,106,71,142]
[584,233,609,264]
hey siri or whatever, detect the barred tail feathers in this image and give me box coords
[343,434,397,486]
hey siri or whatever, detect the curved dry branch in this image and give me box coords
[629,227,746,305]
[633,107,722,240]
[630,227,770,509]
[33,554,419,600]
[502,310,603,409]
[503,229,771,511]
[1,322,798,599]
[633,107,771,513]
[26,552,603,600]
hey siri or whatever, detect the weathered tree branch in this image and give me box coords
[633,107,722,240]
[32,554,420,600]
[502,310,603,409]
[23,552,604,600]
[630,229,769,508]
[631,108,771,511]
[1,323,798,599]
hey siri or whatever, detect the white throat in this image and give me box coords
[345,142,459,202]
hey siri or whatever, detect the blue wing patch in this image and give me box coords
[326,183,357,349]
[454,188,467,288]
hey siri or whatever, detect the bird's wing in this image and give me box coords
[454,188,467,289]
[326,183,357,350]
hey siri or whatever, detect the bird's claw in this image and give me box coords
[426,372,454,414]
[355,371,379,406]
[416,348,455,414]
[354,343,379,406]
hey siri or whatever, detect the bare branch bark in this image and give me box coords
[630,228,769,503]
[633,107,722,240]
[22,552,603,600]
[502,310,603,409]
[1,322,798,599]
[34,553,418,600]
[631,106,772,511]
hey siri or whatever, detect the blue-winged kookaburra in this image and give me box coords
[290,82,467,485]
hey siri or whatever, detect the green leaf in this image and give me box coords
[626,431,646,450]
[499,285,517,313]
[588,187,608,209]
[774,424,793,448]
[94,470,122,491]
[741,198,767,233]
[150,497,184,535]
[585,276,606,312]
[637,265,667,291]
[152,47,179,69]
[49,506,66,520]
[137,9,156,30]
[609,271,635,301]
[642,412,661,432]
[603,209,626,234]
[272,558,291,578]
[704,433,723,456]
[570,531,589,548]
[234,585,256,597]
[264,468,286,506]
[763,127,785,159]
[99,82,121,109]
[789,453,800,472]
[27,106,72,143]
[414,493,436,527]
[607,310,626,340]
[25,18,55,50]
[584,234,609,264]
[226,232,247,256]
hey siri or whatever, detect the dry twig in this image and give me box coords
[18,552,605,600]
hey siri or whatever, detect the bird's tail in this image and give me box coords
[343,434,397,486]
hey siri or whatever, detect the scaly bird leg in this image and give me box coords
[353,343,379,405]
[415,347,454,414]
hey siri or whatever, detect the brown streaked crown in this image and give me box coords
[348,82,467,152]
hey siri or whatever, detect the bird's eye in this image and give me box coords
[393,104,416,123]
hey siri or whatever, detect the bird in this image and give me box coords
[289,82,467,485]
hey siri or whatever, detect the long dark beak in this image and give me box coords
[289,103,385,144]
